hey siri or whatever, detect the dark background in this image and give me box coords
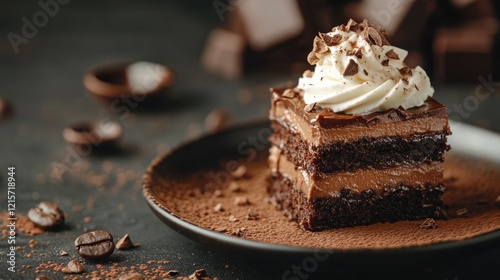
[1,0,500,279]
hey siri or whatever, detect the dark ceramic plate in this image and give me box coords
[143,120,500,270]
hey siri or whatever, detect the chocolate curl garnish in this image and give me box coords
[343,59,359,76]
[320,33,342,46]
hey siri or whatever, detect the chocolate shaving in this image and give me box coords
[399,66,413,76]
[386,49,399,60]
[402,78,409,85]
[343,59,358,76]
[304,103,316,112]
[303,70,314,78]
[414,84,419,91]
[307,52,319,65]
[363,69,368,76]
[312,35,329,54]
[381,59,389,66]
[282,89,295,98]
[321,33,343,46]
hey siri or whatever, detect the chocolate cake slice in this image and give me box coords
[267,20,451,231]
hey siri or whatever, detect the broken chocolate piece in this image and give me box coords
[321,33,342,46]
[116,234,136,250]
[381,59,389,66]
[399,66,413,76]
[282,89,296,98]
[343,59,359,76]
[307,52,320,65]
[312,35,329,54]
[304,102,316,112]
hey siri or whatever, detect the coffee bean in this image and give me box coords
[27,201,65,230]
[75,230,115,261]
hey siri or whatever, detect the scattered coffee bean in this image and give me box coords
[189,268,207,280]
[62,260,85,274]
[116,234,135,250]
[27,201,65,230]
[75,230,115,261]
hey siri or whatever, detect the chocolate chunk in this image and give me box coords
[362,27,389,47]
[62,260,85,274]
[304,102,316,112]
[307,52,320,65]
[419,218,436,229]
[116,234,135,250]
[321,33,342,46]
[343,59,358,76]
[399,66,413,76]
[282,89,296,98]
[346,49,362,58]
[381,59,389,66]
[312,35,329,54]
[303,70,314,78]
[386,49,399,60]
[346,19,359,32]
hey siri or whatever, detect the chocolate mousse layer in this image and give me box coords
[268,172,446,231]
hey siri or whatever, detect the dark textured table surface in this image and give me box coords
[1,1,500,279]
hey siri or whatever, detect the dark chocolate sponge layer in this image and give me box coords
[270,121,450,175]
[268,173,446,231]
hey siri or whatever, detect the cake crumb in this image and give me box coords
[234,196,250,206]
[419,218,436,229]
[228,215,238,222]
[116,234,136,250]
[228,182,242,192]
[213,203,224,213]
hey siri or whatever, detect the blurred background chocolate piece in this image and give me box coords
[237,0,305,51]
[63,120,123,155]
[0,97,12,120]
[201,28,246,80]
[201,0,499,82]
[84,61,174,105]
[204,108,232,133]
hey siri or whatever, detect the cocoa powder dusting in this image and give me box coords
[148,153,500,250]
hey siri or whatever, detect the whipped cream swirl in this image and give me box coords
[298,20,434,115]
